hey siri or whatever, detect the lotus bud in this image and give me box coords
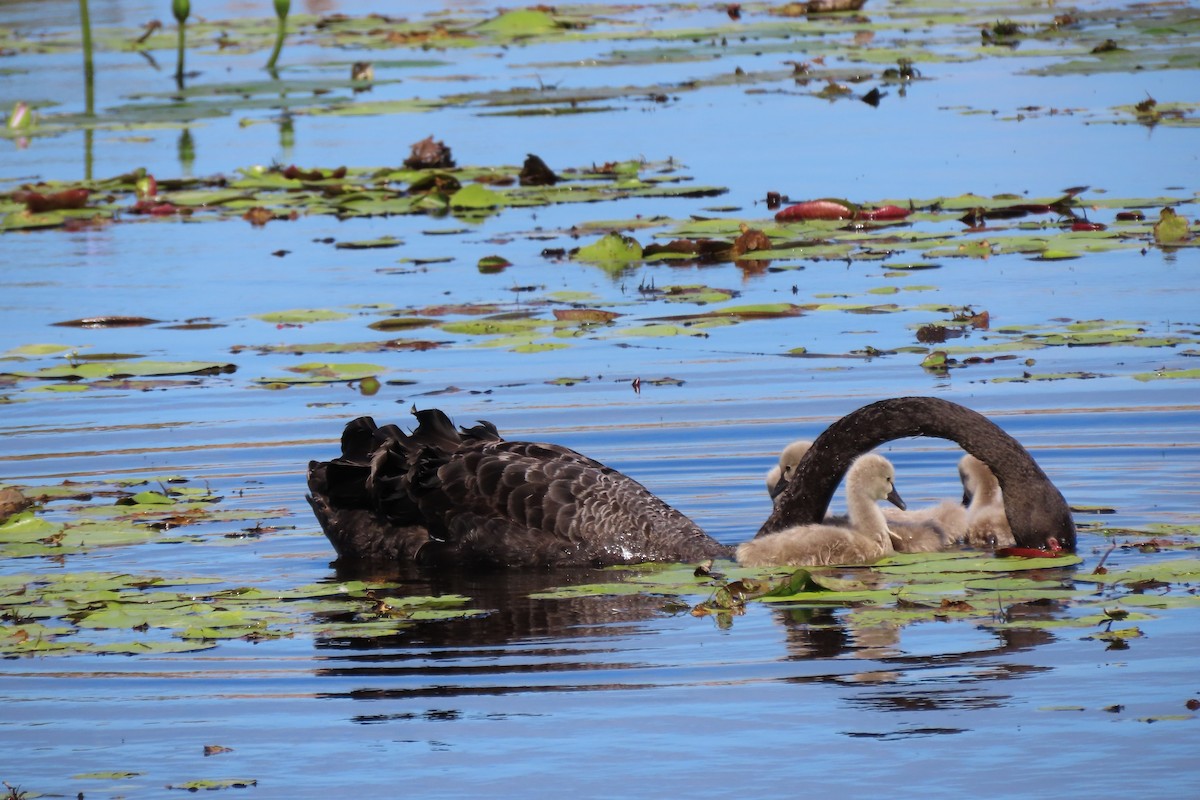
[7,101,32,130]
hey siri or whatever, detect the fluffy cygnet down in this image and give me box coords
[960,454,1015,548]
[739,453,903,567]
[766,440,961,554]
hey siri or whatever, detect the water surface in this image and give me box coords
[1,0,1198,796]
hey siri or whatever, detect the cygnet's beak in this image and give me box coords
[769,476,788,500]
[887,488,906,511]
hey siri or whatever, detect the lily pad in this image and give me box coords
[253,309,351,324]
[574,232,643,266]
[2,360,235,380]
[260,362,386,384]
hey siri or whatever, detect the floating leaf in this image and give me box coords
[262,362,386,384]
[448,183,506,209]
[52,316,159,328]
[166,779,258,791]
[1133,369,1200,382]
[1153,207,1191,243]
[6,343,78,357]
[367,316,439,332]
[3,360,235,380]
[253,309,351,324]
[477,255,512,272]
[334,236,403,250]
[440,318,549,336]
[475,9,562,37]
[552,309,620,323]
[574,232,643,266]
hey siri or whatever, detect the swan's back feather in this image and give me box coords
[308,410,732,568]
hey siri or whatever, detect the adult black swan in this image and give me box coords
[306,396,1075,568]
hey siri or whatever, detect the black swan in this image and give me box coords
[737,453,904,567]
[306,396,1075,568]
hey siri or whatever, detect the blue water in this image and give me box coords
[2,0,1199,797]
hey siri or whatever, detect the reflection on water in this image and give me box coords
[2,0,1199,795]
[1,391,1197,796]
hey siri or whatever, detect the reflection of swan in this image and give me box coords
[767,440,960,553]
[307,396,1074,568]
[960,454,1015,548]
[737,454,902,567]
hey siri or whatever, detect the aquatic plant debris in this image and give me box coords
[532,546,1200,638]
[0,159,726,232]
[2,1,1198,139]
[7,464,1191,656]
[1,177,1197,403]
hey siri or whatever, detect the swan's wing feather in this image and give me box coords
[413,440,727,567]
[311,409,731,567]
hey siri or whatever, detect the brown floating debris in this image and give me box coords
[0,487,32,523]
[519,154,560,186]
[404,135,455,170]
[52,316,161,328]
[16,187,90,213]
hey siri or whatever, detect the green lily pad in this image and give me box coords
[5,343,79,357]
[448,183,506,209]
[475,9,562,37]
[166,778,258,791]
[2,360,235,380]
[259,362,386,384]
[1133,368,1200,381]
[574,232,643,266]
[440,318,550,336]
[252,309,351,324]
[334,236,403,250]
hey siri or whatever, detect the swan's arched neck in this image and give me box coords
[763,396,1076,552]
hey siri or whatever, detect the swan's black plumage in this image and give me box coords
[308,409,733,568]
[307,397,1076,569]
